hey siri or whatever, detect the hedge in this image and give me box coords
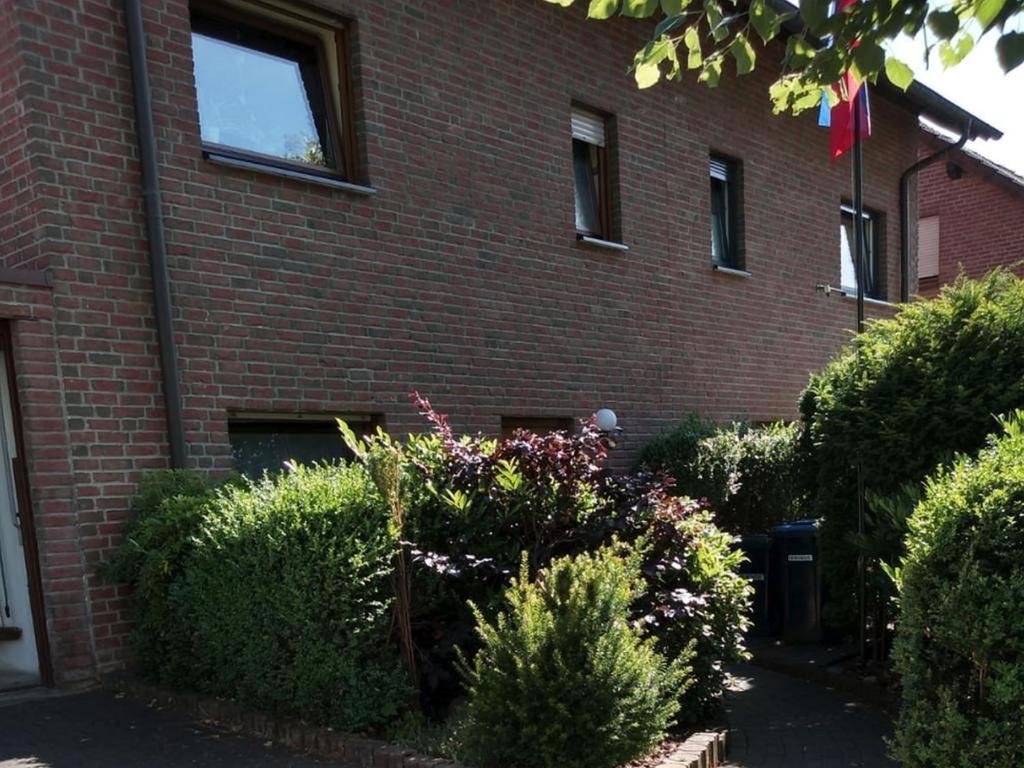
[892,412,1024,766]
[799,271,1024,628]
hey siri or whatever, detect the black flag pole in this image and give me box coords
[852,86,867,665]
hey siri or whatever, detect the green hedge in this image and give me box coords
[638,419,804,534]
[892,412,1024,766]
[800,271,1024,627]
[459,548,689,768]
[109,465,409,733]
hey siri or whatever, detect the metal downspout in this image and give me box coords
[899,120,972,303]
[124,0,187,468]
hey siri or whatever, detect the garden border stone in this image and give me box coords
[107,675,727,767]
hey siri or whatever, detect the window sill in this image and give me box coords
[712,263,751,278]
[839,290,895,307]
[204,151,378,195]
[577,235,629,252]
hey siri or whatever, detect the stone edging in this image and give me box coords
[659,731,728,768]
[110,676,726,767]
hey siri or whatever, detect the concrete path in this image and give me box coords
[0,688,330,767]
[723,664,897,768]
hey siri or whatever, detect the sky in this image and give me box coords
[888,32,1024,175]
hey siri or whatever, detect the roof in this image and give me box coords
[769,0,1003,142]
[921,122,1024,196]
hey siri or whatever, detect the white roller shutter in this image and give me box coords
[571,109,605,146]
[918,216,940,278]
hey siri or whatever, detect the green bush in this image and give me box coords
[99,469,216,682]
[180,463,409,731]
[635,500,751,720]
[636,414,720,502]
[892,412,1024,766]
[639,419,804,534]
[800,271,1024,628]
[458,547,690,768]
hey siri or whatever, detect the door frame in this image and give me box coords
[0,321,53,686]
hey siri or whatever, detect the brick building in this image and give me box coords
[0,0,1000,687]
[917,135,1024,296]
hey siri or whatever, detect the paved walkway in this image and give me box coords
[723,664,897,768]
[0,688,328,767]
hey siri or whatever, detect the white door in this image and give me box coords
[0,348,40,689]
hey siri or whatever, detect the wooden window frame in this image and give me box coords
[190,0,359,182]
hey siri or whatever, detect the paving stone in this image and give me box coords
[721,663,896,768]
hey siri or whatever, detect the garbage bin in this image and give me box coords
[738,535,772,636]
[772,520,823,644]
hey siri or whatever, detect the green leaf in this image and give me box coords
[684,25,703,68]
[660,0,685,12]
[705,0,728,41]
[654,13,687,36]
[938,34,975,69]
[785,35,816,68]
[926,9,959,39]
[852,40,885,82]
[972,0,1006,29]
[729,32,756,74]
[799,0,829,31]
[622,0,660,16]
[634,38,672,87]
[884,56,915,90]
[587,0,619,18]
[543,0,576,6]
[750,0,783,43]
[996,31,1024,72]
[699,56,723,86]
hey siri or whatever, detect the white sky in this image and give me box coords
[888,33,1024,175]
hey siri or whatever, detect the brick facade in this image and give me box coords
[2,0,923,684]
[917,146,1024,297]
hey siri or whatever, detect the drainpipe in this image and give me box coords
[124,0,187,468]
[898,119,972,303]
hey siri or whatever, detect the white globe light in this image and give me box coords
[595,408,618,432]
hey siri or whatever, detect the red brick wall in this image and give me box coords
[918,153,1024,296]
[3,0,919,682]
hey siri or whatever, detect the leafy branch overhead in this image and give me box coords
[543,0,1024,114]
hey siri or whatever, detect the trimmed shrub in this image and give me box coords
[458,547,690,768]
[800,271,1024,628]
[381,396,750,720]
[180,463,409,731]
[99,469,216,682]
[636,414,720,503]
[639,419,804,534]
[892,412,1024,766]
[634,497,751,719]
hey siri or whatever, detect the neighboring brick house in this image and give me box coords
[0,0,1000,687]
[917,136,1024,296]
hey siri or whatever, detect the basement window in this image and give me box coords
[228,414,377,477]
[190,1,357,180]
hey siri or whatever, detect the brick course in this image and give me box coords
[2,0,919,683]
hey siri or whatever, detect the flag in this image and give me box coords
[822,0,872,160]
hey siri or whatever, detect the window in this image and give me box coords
[918,216,940,279]
[228,414,376,477]
[571,108,611,240]
[501,416,574,439]
[710,156,740,268]
[840,205,883,299]
[190,1,355,179]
